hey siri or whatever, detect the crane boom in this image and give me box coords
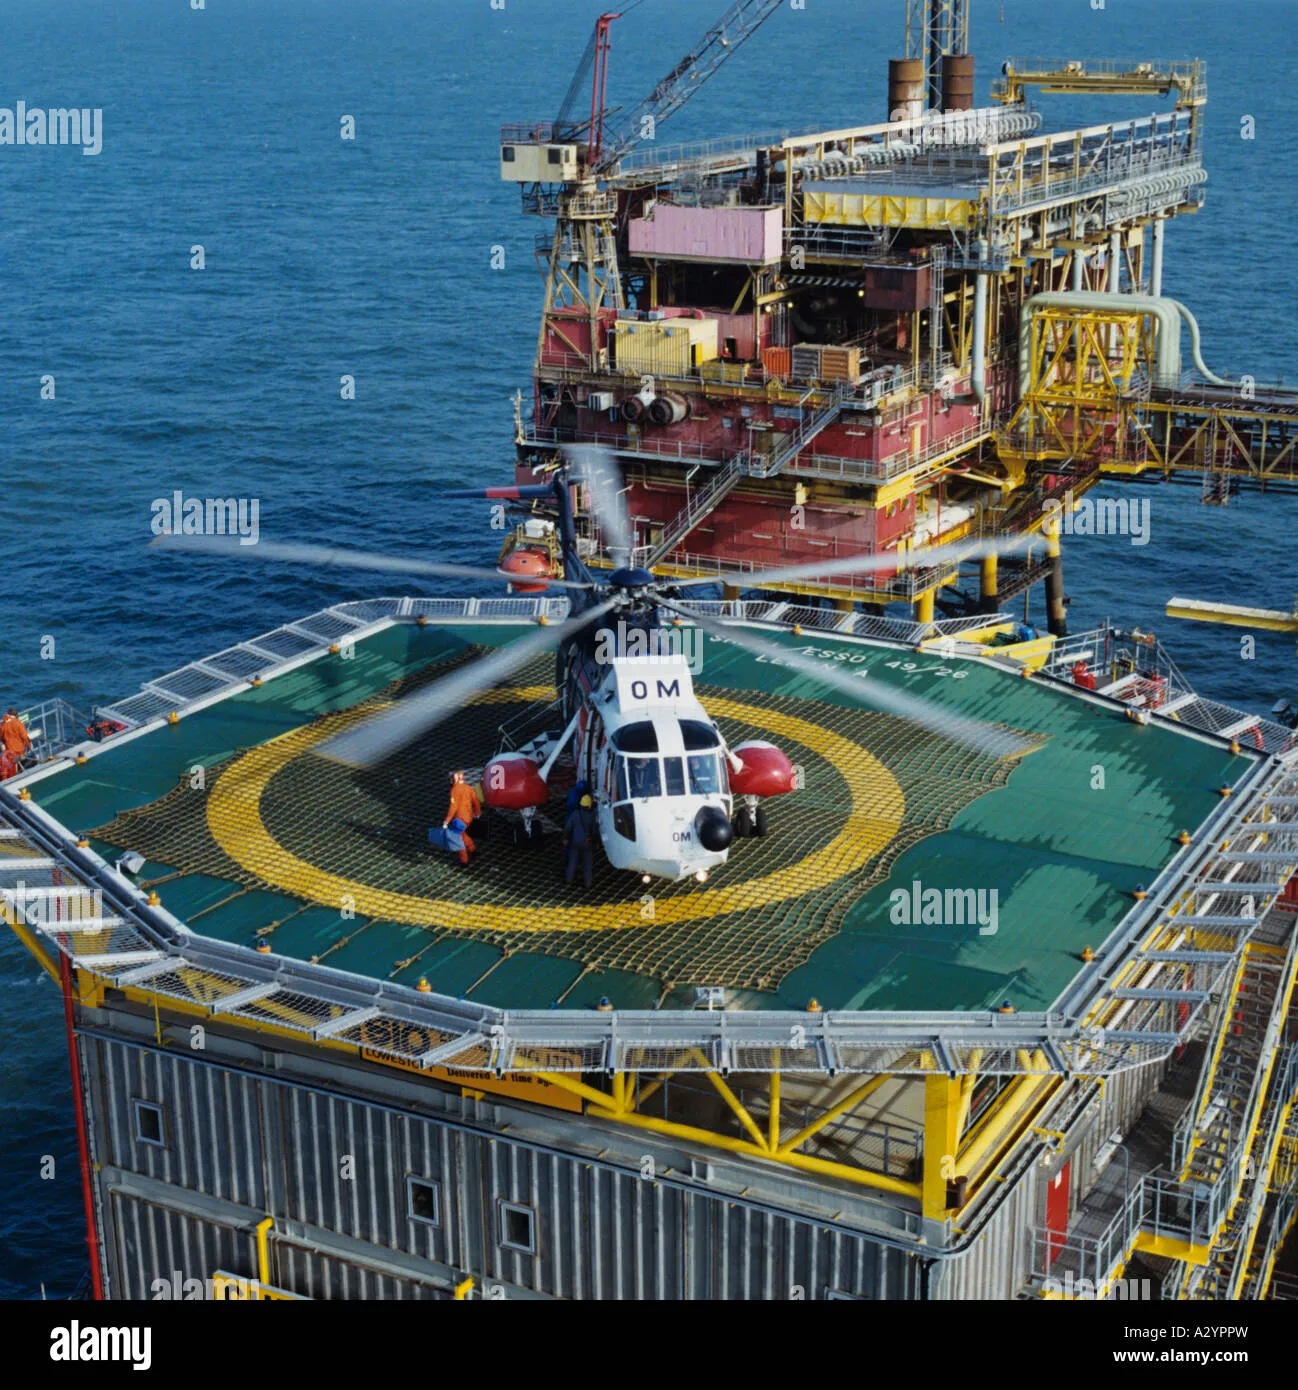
[594,0,785,172]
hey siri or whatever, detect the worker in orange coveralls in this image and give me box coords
[443,771,481,865]
[1,708,32,775]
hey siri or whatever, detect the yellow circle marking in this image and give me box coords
[206,687,904,932]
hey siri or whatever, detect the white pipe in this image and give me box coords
[1019,292,1184,395]
[1071,247,1085,292]
[1151,218,1165,298]
[1108,232,1122,292]
[1167,299,1232,386]
[971,239,989,405]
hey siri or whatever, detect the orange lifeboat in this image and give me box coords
[500,547,555,594]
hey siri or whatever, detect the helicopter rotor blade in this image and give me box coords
[319,595,622,767]
[666,534,1039,595]
[562,443,634,567]
[660,599,1033,759]
[150,533,597,591]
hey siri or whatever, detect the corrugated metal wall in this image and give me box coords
[110,1193,257,1300]
[84,1031,925,1301]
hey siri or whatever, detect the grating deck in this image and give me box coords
[25,616,1251,1015]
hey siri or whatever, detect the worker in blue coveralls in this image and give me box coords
[563,793,597,889]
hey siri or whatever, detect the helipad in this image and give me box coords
[21,601,1251,1018]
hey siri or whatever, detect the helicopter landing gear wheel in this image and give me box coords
[733,806,753,838]
[754,806,769,838]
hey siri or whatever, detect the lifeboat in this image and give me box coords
[500,547,555,594]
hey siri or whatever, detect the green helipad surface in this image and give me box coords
[30,619,1252,1015]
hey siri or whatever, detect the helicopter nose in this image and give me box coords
[694,805,733,853]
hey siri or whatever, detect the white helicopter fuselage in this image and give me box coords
[573,653,733,883]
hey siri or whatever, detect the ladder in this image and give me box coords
[749,381,858,480]
[1178,930,1298,1298]
[645,381,858,569]
[1199,415,1233,505]
[643,450,751,569]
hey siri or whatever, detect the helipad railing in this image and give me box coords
[6,598,1298,1080]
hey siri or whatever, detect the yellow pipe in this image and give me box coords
[958,1068,1059,1183]
[1044,514,1061,557]
[454,1276,474,1300]
[769,1055,781,1152]
[534,1071,617,1111]
[956,1050,983,1138]
[979,554,998,602]
[915,589,936,624]
[635,1077,666,1110]
[586,1105,920,1198]
[255,1217,273,1287]
[776,1074,889,1156]
[690,1051,769,1151]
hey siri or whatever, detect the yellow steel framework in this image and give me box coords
[1000,302,1298,489]
[26,931,1077,1232]
[999,305,1158,476]
[992,58,1207,116]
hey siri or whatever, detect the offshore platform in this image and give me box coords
[4,0,1298,1303]
[501,1,1298,632]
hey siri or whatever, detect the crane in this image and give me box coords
[499,0,788,379]
[592,0,786,174]
[500,0,786,190]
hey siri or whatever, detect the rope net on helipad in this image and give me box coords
[90,649,1041,993]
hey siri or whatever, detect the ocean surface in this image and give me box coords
[2,0,1296,1298]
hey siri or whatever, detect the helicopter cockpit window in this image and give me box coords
[663,756,686,797]
[612,722,659,754]
[688,753,724,796]
[626,756,661,800]
[679,720,720,751]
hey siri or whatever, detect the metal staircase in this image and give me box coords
[1235,1046,1298,1298]
[644,450,751,569]
[1027,755,1298,1299]
[645,382,857,568]
[748,381,858,479]
[1177,947,1284,1187]
[1172,926,1298,1298]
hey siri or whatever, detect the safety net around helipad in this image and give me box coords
[87,646,1039,993]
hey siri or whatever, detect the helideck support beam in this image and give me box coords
[312,1007,382,1041]
[923,1074,962,1221]
[209,982,281,1016]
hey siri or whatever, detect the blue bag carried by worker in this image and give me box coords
[428,817,467,853]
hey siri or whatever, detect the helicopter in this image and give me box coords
[155,446,1031,884]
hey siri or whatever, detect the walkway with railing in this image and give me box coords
[1042,623,1297,755]
[16,697,94,764]
[644,451,752,568]
[1030,759,1298,1298]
